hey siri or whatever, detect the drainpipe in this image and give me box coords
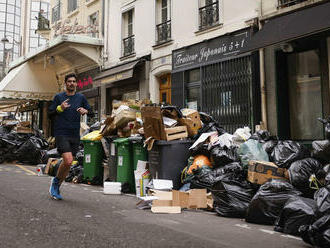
[259,1,268,130]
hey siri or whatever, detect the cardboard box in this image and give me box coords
[114,109,136,128]
[179,109,202,137]
[141,106,166,140]
[151,189,207,211]
[247,160,289,185]
[172,189,207,209]
[45,158,61,176]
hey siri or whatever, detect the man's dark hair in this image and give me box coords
[65,73,77,82]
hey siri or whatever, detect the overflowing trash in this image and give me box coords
[2,100,330,248]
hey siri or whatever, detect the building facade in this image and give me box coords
[100,0,261,132]
[242,0,330,142]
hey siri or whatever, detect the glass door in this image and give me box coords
[287,49,323,140]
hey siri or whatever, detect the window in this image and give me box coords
[155,0,171,44]
[278,0,307,8]
[185,69,201,110]
[122,9,134,57]
[67,0,77,13]
[198,0,219,30]
[88,12,98,38]
[52,1,61,23]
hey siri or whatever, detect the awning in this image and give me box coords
[94,60,141,85]
[0,62,59,101]
[240,2,330,53]
[0,35,103,101]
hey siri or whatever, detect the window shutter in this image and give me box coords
[171,72,184,108]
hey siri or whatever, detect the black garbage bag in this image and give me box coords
[47,148,61,158]
[314,185,330,218]
[262,140,278,157]
[210,145,239,168]
[89,121,101,131]
[288,158,324,198]
[199,112,216,124]
[212,166,255,218]
[75,149,84,165]
[195,122,226,140]
[246,179,302,225]
[271,140,310,168]
[274,196,317,236]
[65,163,84,183]
[15,136,43,164]
[318,117,330,140]
[190,162,244,189]
[40,150,49,164]
[250,130,272,143]
[189,143,211,157]
[299,214,330,248]
[161,105,183,119]
[312,140,330,164]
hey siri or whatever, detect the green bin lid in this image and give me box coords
[113,137,130,144]
[81,139,101,144]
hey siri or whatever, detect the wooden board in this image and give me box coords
[164,126,188,141]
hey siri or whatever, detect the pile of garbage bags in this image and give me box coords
[0,124,49,165]
[180,115,330,247]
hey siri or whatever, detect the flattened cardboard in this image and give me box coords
[151,206,181,214]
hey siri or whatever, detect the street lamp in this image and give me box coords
[1,35,21,79]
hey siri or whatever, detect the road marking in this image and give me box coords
[259,229,276,235]
[14,164,37,175]
[281,234,302,241]
[235,224,252,230]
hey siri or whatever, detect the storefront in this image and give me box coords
[171,29,261,133]
[94,56,150,115]
[0,35,103,137]
[76,68,101,125]
[241,1,330,141]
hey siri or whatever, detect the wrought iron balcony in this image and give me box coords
[122,35,135,57]
[156,20,171,45]
[278,0,308,8]
[199,1,219,30]
[52,3,61,23]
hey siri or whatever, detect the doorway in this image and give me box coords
[159,73,171,104]
[276,38,329,140]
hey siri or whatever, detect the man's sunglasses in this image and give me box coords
[66,80,77,83]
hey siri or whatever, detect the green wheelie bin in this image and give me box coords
[113,138,134,192]
[82,140,104,184]
[129,136,148,170]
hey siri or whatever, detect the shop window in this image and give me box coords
[198,0,219,31]
[122,9,134,57]
[185,68,200,110]
[278,0,307,9]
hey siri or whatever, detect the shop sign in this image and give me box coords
[172,29,251,71]
[77,76,93,90]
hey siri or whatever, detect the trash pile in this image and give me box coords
[0,119,49,165]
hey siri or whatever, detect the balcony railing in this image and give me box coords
[199,1,219,30]
[52,3,61,23]
[122,35,135,57]
[278,0,308,8]
[156,20,171,45]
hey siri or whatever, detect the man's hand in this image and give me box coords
[61,99,71,110]
[77,107,88,115]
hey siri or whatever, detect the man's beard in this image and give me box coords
[66,86,75,92]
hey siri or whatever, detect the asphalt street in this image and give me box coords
[0,163,310,248]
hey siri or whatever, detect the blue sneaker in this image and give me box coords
[49,177,63,200]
